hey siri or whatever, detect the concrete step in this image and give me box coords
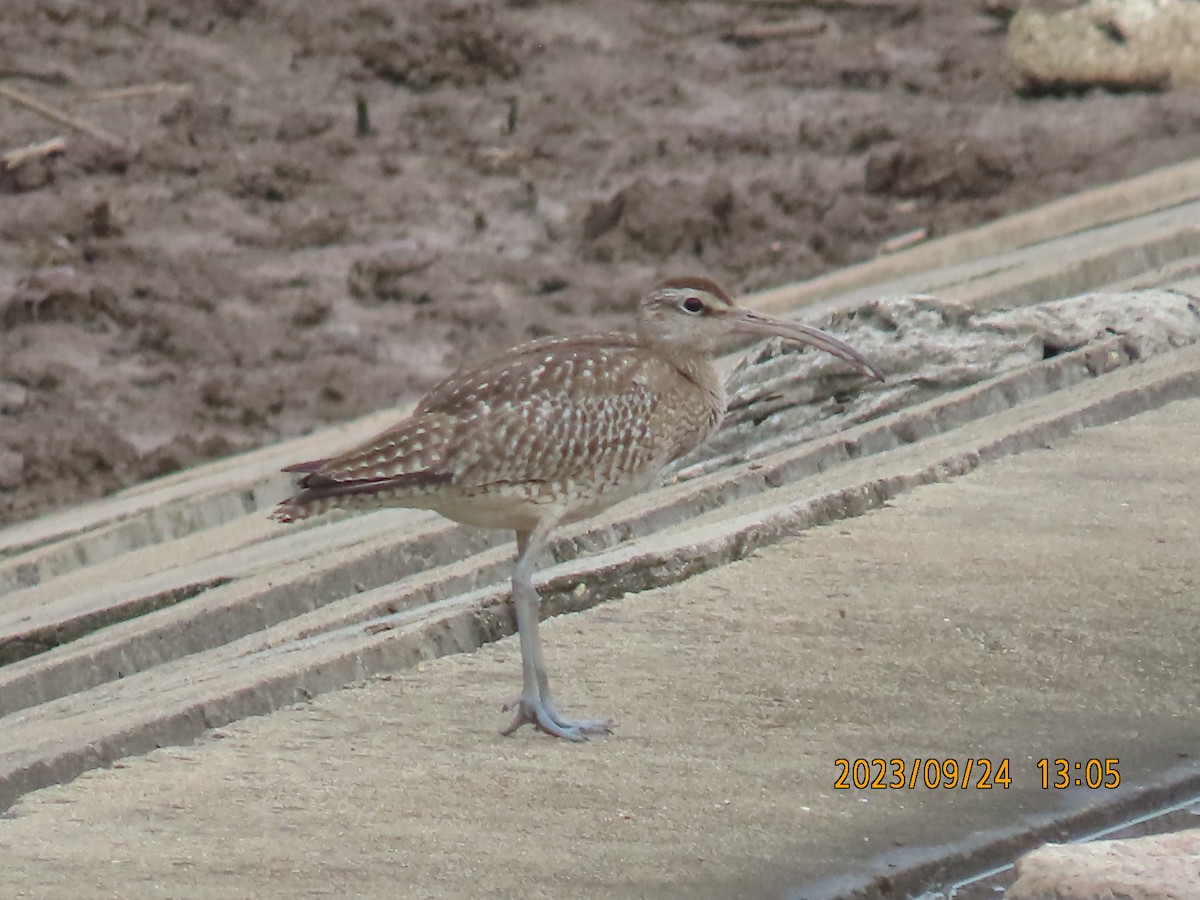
[2,157,1199,812]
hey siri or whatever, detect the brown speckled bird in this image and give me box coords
[272,276,883,740]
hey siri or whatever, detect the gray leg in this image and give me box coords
[500,524,614,741]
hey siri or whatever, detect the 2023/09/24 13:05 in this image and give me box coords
[1037,757,1121,790]
[833,758,1121,790]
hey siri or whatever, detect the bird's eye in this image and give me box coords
[681,296,705,314]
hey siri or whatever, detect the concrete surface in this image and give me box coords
[2,160,1200,897]
[1,398,1198,898]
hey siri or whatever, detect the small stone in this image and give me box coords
[0,157,53,193]
[280,210,349,249]
[86,199,122,237]
[581,192,624,241]
[276,110,336,143]
[292,295,332,328]
[70,139,134,175]
[0,381,29,414]
[346,240,438,303]
[3,265,90,326]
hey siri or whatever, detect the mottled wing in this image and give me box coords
[272,333,710,521]
[270,412,459,520]
[417,334,675,487]
[293,414,458,489]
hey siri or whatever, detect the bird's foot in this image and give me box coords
[501,696,615,741]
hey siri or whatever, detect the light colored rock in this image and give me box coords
[1009,828,1200,900]
[713,289,1200,463]
[0,380,28,414]
[977,288,1200,360]
[1008,0,1200,92]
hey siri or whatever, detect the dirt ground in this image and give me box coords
[2,0,1200,528]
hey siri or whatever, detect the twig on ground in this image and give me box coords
[724,16,827,45]
[0,84,124,146]
[878,227,929,255]
[1,135,67,170]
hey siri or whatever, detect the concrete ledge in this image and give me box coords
[2,341,1198,811]
[1,159,1199,886]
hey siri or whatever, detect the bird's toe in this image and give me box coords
[500,696,611,742]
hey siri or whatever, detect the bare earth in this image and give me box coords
[1,398,1196,899]
[3,0,1200,527]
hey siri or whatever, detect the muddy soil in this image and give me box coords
[1,0,1199,528]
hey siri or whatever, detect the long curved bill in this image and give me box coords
[729,308,885,382]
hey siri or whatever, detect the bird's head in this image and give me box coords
[637,276,885,382]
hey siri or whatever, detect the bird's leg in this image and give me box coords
[500,526,614,741]
[516,530,589,729]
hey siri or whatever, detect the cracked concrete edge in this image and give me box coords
[0,526,514,720]
[0,510,456,656]
[1,165,1197,571]
[0,335,1146,718]
[3,343,1197,813]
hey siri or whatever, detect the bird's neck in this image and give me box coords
[652,341,727,418]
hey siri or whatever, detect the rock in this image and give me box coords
[347,240,438,303]
[278,209,349,249]
[0,157,54,193]
[1008,0,1200,93]
[580,192,625,241]
[159,96,232,131]
[3,266,89,326]
[355,3,524,90]
[2,266,126,329]
[69,138,134,175]
[231,162,312,203]
[1008,828,1200,899]
[291,295,332,328]
[722,288,1200,422]
[276,110,335,143]
[0,381,29,414]
[581,175,736,257]
[865,136,1014,200]
[975,288,1200,360]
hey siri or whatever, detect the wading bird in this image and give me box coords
[273,276,884,740]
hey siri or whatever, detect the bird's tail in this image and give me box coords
[270,496,326,523]
[270,455,452,524]
[271,457,334,523]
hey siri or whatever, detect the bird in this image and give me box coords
[271,276,884,741]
